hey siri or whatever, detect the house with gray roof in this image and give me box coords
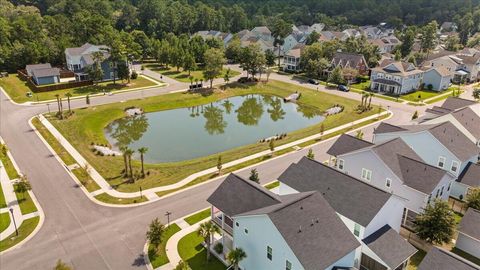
[456,208,480,259]
[451,162,480,200]
[418,247,480,270]
[370,60,423,95]
[330,52,369,76]
[327,134,455,224]
[277,157,416,270]
[422,66,453,91]
[25,63,61,86]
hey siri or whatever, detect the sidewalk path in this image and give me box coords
[0,160,24,239]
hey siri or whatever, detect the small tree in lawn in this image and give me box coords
[269,139,275,154]
[146,218,165,252]
[414,199,456,245]
[120,146,129,176]
[197,221,218,261]
[203,48,226,89]
[227,247,247,270]
[466,187,480,210]
[54,259,72,270]
[138,147,148,177]
[356,130,364,139]
[473,88,480,100]
[86,95,90,106]
[15,175,31,201]
[65,92,72,113]
[174,261,192,270]
[320,123,325,136]
[249,168,260,183]
[306,149,315,159]
[412,110,419,120]
[217,155,222,174]
[266,68,272,82]
[117,62,131,84]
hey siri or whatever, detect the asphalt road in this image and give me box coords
[0,70,424,270]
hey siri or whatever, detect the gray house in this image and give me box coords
[370,60,423,95]
[422,66,453,91]
[456,208,480,259]
[452,162,480,200]
[418,247,480,270]
[31,68,60,86]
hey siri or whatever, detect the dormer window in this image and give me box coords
[437,156,446,168]
[451,161,460,173]
[361,168,372,181]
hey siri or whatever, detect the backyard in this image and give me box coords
[144,63,239,83]
[45,80,380,193]
[0,74,160,103]
[177,231,226,270]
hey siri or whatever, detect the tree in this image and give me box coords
[269,139,275,153]
[306,149,315,159]
[225,36,242,63]
[421,21,438,54]
[367,92,374,109]
[54,259,72,270]
[355,130,364,139]
[146,218,165,252]
[227,248,247,270]
[124,148,134,179]
[328,66,345,85]
[203,48,226,89]
[138,147,148,177]
[249,168,260,183]
[55,94,61,114]
[239,44,266,79]
[197,221,218,261]
[473,88,480,100]
[182,53,197,76]
[117,61,130,83]
[271,18,291,67]
[458,13,474,45]
[86,95,90,106]
[412,111,419,120]
[223,68,231,85]
[65,92,72,113]
[300,43,329,79]
[466,187,480,210]
[265,49,276,67]
[174,261,192,270]
[87,51,105,85]
[15,175,31,201]
[106,37,127,85]
[305,31,321,45]
[445,35,461,51]
[217,155,222,174]
[400,28,415,57]
[414,199,456,245]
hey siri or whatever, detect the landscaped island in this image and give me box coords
[46,80,380,192]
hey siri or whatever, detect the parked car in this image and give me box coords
[308,79,319,85]
[338,84,349,92]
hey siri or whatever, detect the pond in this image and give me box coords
[104,94,324,163]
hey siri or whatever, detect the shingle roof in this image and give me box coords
[441,97,477,111]
[327,134,374,156]
[374,122,407,134]
[428,121,479,161]
[207,174,280,217]
[332,52,368,69]
[31,68,60,78]
[65,43,94,56]
[25,63,51,74]
[452,107,480,140]
[371,61,423,76]
[458,162,480,187]
[242,192,360,270]
[363,225,417,269]
[418,247,480,270]
[278,157,392,227]
[459,208,480,241]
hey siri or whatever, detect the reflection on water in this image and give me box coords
[105,94,324,163]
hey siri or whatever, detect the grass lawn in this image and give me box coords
[0,212,10,233]
[47,80,379,193]
[0,147,20,180]
[177,231,226,270]
[350,80,371,91]
[451,247,480,266]
[407,249,426,270]
[265,181,280,190]
[0,74,158,103]
[0,216,39,252]
[0,185,6,208]
[14,187,37,215]
[144,64,240,83]
[185,209,211,225]
[94,193,147,204]
[401,88,456,103]
[148,223,182,268]
[32,117,77,166]
[72,167,101,192]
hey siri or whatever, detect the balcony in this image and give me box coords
[212,209,233,235]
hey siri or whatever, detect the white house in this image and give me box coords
[282,45,305,72]
[65,43,108,72]
[456,208,480,259]
[422,66,453,91]
[370,60,423,95]
[327,134,456,228]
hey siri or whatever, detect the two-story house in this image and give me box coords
[418,247,480,270]
[370,60,423,95]
[283,45,305,72]
[65,43,119,82]
[330,52,369,76]
[327,134,456,228]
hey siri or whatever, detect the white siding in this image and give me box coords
[456,233,480,258]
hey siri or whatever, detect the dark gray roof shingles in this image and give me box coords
[452,107,480,140]
[363,225,417,269]
[32,68,60,78]
[418,247,480,270]
[327,134,374,156]
[441,97,477,111]
[458,162,480,187]
[458,208,480,241]
[374,122,407,134]
[428,122,479,161]
[278,157,392,227]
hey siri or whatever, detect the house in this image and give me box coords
[281,33,306,55]
[327,134,456,226]
[373,121,480,177]
[319,31,349,42]
[278,157,417,270]
[240,36,275,52]
[193,30,233,47]
[422,66,453,91]
[250,26,274,42]
[418,247,480,270]
[26,63,52,76]
[330,52,369,76]
[310,23,325,33]
[31,67,60,86]
[370,60,423,95]
[369,36,401,54]
[207,174,362,270]
[456,208,480,259]
[452,162,480,201]
[440,22,458,32]
[343,28,362,39]
[422,48,480,82]
[360,25,394,40]
[282,44,305,72]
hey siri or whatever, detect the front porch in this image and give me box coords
[371,81,401,95]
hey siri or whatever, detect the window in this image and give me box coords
[427,194,432,204]
[236,222,239,227]
[354,223,361,237]
[440,186,445,196]
[451,161,460,173]
[361,168,372,181]
[447,182,451,191]
[286,260,292,270]
[435,189,440,198]
[267,246,273,260]
[385,178,392,188]
[338,159,345,171]
[437,156,446,168]
[244,228,248,234]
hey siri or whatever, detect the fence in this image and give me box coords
[17,70,93,92]
[400,227,433,252]
[449,197,467,214]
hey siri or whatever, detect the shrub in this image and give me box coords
[412,111,419,120]
[131,71,138,79]
[214,242,223,254]
[427,84,433,91]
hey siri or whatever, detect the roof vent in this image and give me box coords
[298,225,302,233]
[316,218,319,223]
[300,206,303,210]
[311,219,314,226]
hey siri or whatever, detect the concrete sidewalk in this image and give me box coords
[0,160,24,239]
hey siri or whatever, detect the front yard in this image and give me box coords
[144,64,239,83]
[400,87,458,103]
[0,74,159,103]
[45,80,379,193]
[177,231,226,270]
[148,224,182,268]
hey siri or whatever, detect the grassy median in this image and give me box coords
[0,216,40,252]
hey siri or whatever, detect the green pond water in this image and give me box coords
[104,94,324,163]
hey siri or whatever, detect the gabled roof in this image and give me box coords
[374,122,407,134]
[331,52,368,69]
[327,133,374,156]
[459,208,480,241]
[278,157,392,227]
[26,63,51,74]
[371,61,423,76]
[441,97,477,111]
[32,68,60,78]
[363,225,417,269]
[207,174,280,217]
[418,247,480,270]
[426,66,454,77]
[65,43,108,56]
[241,192,361,270]
[452,107,480,140]
[251,26,271,35]
[458,162,480,187]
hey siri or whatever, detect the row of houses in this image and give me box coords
[206,97,480,270]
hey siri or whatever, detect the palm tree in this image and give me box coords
[368,92,374,109]
[138,147,148,177]
[197,221,218,261]
[125,148,134,180]
[227,248,247,270]
[65,92,72,113]
[55,94,61,114]
[120,146,129,176]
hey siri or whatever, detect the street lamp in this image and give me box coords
[9,208,18,236]
[165,211,172,226]
[46,103,51,114]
